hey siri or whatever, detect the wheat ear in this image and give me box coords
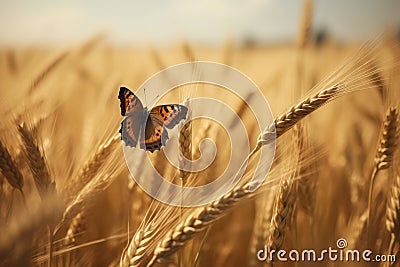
[273,85,338,139]
[374,107,398,170]
[0,140,24,195]
[17,124,56,199]
[367,107,398,236]
[17,124,58,267]
[120,223,159,267]
[349,211,368,250]
[178,106,192,266]
[179,120,192,185]
[60,172,115,228]
[293,124,316,217]
[64,211,85,246]
[266,180,296,265]
[386,176,400,259]
[64,134,120,199]
[296,0,313,49]
[28,51,69,95]
[146,183,255,266]
[248,191,275,267]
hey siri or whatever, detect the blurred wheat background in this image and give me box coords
[1,0,400,266]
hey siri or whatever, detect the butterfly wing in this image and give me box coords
[118,87,144,148]
[143,104,188,152]
[118,86,143,116]
[149,105,188,129]
[120,116,141,148]
[143,117,168,152]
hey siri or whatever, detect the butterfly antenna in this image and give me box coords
[148,94,160,107]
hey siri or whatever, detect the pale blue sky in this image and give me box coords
[0,0,399,46]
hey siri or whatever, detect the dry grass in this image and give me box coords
[0,21,399,267]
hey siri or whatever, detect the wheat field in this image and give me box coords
[0,10,400,267]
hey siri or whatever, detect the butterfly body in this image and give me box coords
[118,87,188,152]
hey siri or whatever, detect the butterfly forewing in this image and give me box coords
[119,87,145,148]
[149,105,188,129]
[118,87,143,116]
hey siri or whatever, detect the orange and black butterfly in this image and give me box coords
[118,87,188,152]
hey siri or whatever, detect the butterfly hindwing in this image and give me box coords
[142,105,188,152]
[143,118,168,152]
[120,116,141,148]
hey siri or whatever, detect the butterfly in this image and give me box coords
[118,86,188,152]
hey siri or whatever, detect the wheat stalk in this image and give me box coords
[64,211,85,246]
[296,169,315,217]
[17,123,56,199]
[349,211,368,250]
[291,124,315,219]
[0,140,24,194]
[137,72,380,266]
[221,38,234,66]
[296,0,313,49]
[248,191,275,267]
[146,181,257,266]
[150,48,167,70]
[63,133,120,199]
[60,172,115,227]
[120,38,385,267]
[17,123,59,266]
[121,120,213,267]
[6,50,17,74]
[61,211,86,267]
[374,107,398,170]
[120,223,159,267]
[28,51,69,95]
[179,120,192,185]
[273,85,339,139]
[144,157,298,266]
[266,180,295,265]
[182,42,195,61]
[386,175,400,260]
[367,107,398,237]
[178,102,192,266]
[0,196,63,265]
